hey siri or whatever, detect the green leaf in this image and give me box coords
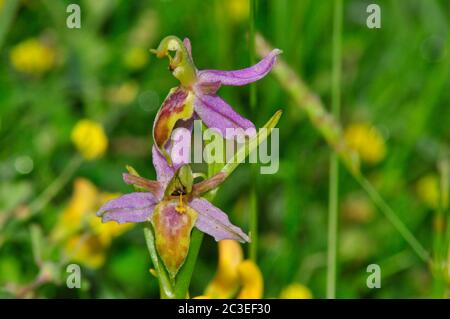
[220,110,283,177]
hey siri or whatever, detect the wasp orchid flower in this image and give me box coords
[97,146,249,277]
[150,35,281,162]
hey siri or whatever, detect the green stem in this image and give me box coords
[248,0,259,262]
[174,229,204,298]
[143,224,174,299]
[326,0,342,299]
[249,189,258,261]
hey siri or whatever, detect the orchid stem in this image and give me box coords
[327,0,342,299]
[174,229,204,298]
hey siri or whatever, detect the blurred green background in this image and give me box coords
[0,0,449,298]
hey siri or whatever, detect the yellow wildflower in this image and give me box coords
[65,234,105,269]
[71,119,108,160]
[344,123,386,165]
[225,0,249,23]
[106,81,139,105]
[10,38,56,75]
[236,260,263,299]
[52,178,133,268]
[416,174,440,209]
[124,47,148,70]
[0,0,4,10]
[51,178,98,241]
[205,240,243,298]
[201,240,263,299]
[279,283,313,299]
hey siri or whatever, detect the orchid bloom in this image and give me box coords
[150,35,281,162]
[97,146,249,277]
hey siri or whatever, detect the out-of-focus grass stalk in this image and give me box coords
[255,34,430,263]
[248,0,258,262]
[0,156,83,234]
[433,156,449,297]
[0,0,20,50]
[28,156,83,216]
[327,0,342,299]
[249,0,257,110]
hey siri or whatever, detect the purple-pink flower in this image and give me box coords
[151,36,281,160]
[97,146,249,276]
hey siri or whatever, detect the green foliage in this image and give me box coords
[0,0,448,298]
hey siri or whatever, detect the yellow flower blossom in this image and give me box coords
[201,240,263,299]
[416,174,440,209]
[236,260,263,299]
[344,123,386,165]
[10,38,56,75]
[65,234,106,269]
[124,46,148,70]
[205,240,243,298]
[225,0,249,23]
[51,178,98,241]
[71,119,108,160]
[0,0,4,10]
[106,81,139,105]
[279,283,313,299]
[52,178,133,268]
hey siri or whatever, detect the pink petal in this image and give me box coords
[194,93,255,138]
[189,198,250,243]
[152,145,175,187]
[196,49,281,90]
[97,192,157,224]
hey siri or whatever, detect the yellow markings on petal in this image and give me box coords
[10,38,56,75]
[175,194,187,213]
[344,123,386,165]
[153,88,194,160]
[151,201,197,277]
[205,240,243,298]
[237,260,263,299]
[71,119,108,160]
[279,283,313,299]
